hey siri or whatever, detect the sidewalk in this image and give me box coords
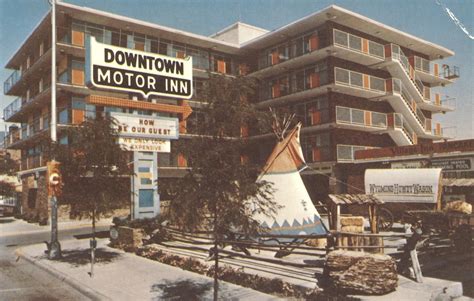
[16,238,282,301]
[0,217,112,237]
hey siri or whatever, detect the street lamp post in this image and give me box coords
[47,0,61,260]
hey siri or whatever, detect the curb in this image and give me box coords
[15,248,111,301]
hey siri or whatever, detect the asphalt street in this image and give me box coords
[0,217,110,300]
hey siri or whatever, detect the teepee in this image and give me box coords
[254,122,327,236]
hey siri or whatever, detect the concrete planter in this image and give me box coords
[110,226,145,250]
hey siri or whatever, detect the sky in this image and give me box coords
[0,0,473,139]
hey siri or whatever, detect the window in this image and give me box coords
[59,109,69,124]
[59,136,68,145]
[39,42,44,57]
[139,189,154,207]
[302,132,331,162]
[159,40,170,56]
[212,54,232,74]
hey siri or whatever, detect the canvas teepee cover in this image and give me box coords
[255,123,327,236]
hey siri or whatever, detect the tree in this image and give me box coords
[165,74,278,300]
[50,115,131,276]
[0,180,15,198]
[0,152,18,175]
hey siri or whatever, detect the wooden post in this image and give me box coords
[410,249,423,283]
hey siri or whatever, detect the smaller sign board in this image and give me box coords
[365,168,442,203]
[431,158,472,171]
[118,137,170,152]
[111,112,179,140]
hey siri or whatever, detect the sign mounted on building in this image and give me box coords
[365,168,442,204]
[111,112,179,140]
[87,37,193,99]
[118,137,170,153]
[431,158,472,171]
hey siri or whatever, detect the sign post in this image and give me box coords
[111,113,179,219]
[47,160,62,259]
[47,0,61,260]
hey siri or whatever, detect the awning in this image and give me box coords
[443,178,474,187]
[328,194,383,206]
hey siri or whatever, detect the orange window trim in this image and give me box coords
[312,148,321,161]
[72,30,85,47]
[271,51,279,65]
[364,111,371,126]
[362,39,369,53]
[178,153,187,167]
[309,73,320,88]
[311,111,321,125]
[385,79,392,92]
[363,74,369,89]
[309,35,319,51]
[71,69,84,86]
[217,60,226,73]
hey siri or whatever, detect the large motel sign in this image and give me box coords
[87,37,193,99]
[86,36,191,219]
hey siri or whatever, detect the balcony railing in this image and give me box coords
[336,106,387,129]
[333,29,385,59]
[3,129,21,148]
[334,68,385,93]
[4,70,22,95]
[390,44,429,100]
[337,144,377,162]
[389,78,430,133]
[259,66,328,101]
[414,56,460,80]
[3,98,22,121]
[393,113,417,144]
[433,93,456,110]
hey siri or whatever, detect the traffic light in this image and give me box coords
[47,160,62,197]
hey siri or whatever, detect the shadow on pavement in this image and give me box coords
[52,248,122,267]
[151,279,212,301]
[73,231,110,240]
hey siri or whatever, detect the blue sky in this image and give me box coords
[1,0,472,139]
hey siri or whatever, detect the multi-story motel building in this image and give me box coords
[2,3,459,221]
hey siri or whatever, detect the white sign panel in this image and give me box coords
[111,112,179,140]
[118,137,170,153]
[365,168,442,203]
[88,37,193,99]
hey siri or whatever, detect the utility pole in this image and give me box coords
[47,0,61,260]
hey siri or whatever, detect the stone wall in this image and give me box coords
[20,173,49,224]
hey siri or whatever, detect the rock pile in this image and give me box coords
[325,250,398,295]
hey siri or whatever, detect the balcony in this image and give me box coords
[257,68,330,108]
[413,56,459,86]
[418,93,456,113]
[335,106,387,132]
[3,98,22,121]
[333,67,386,98]
[332,29,385,63]
[4,70,22,95]
[3,87,52,123]
[3,48,52,96]
[337,144,378,162]
[250,29,387,79]
[3,128,21,149]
